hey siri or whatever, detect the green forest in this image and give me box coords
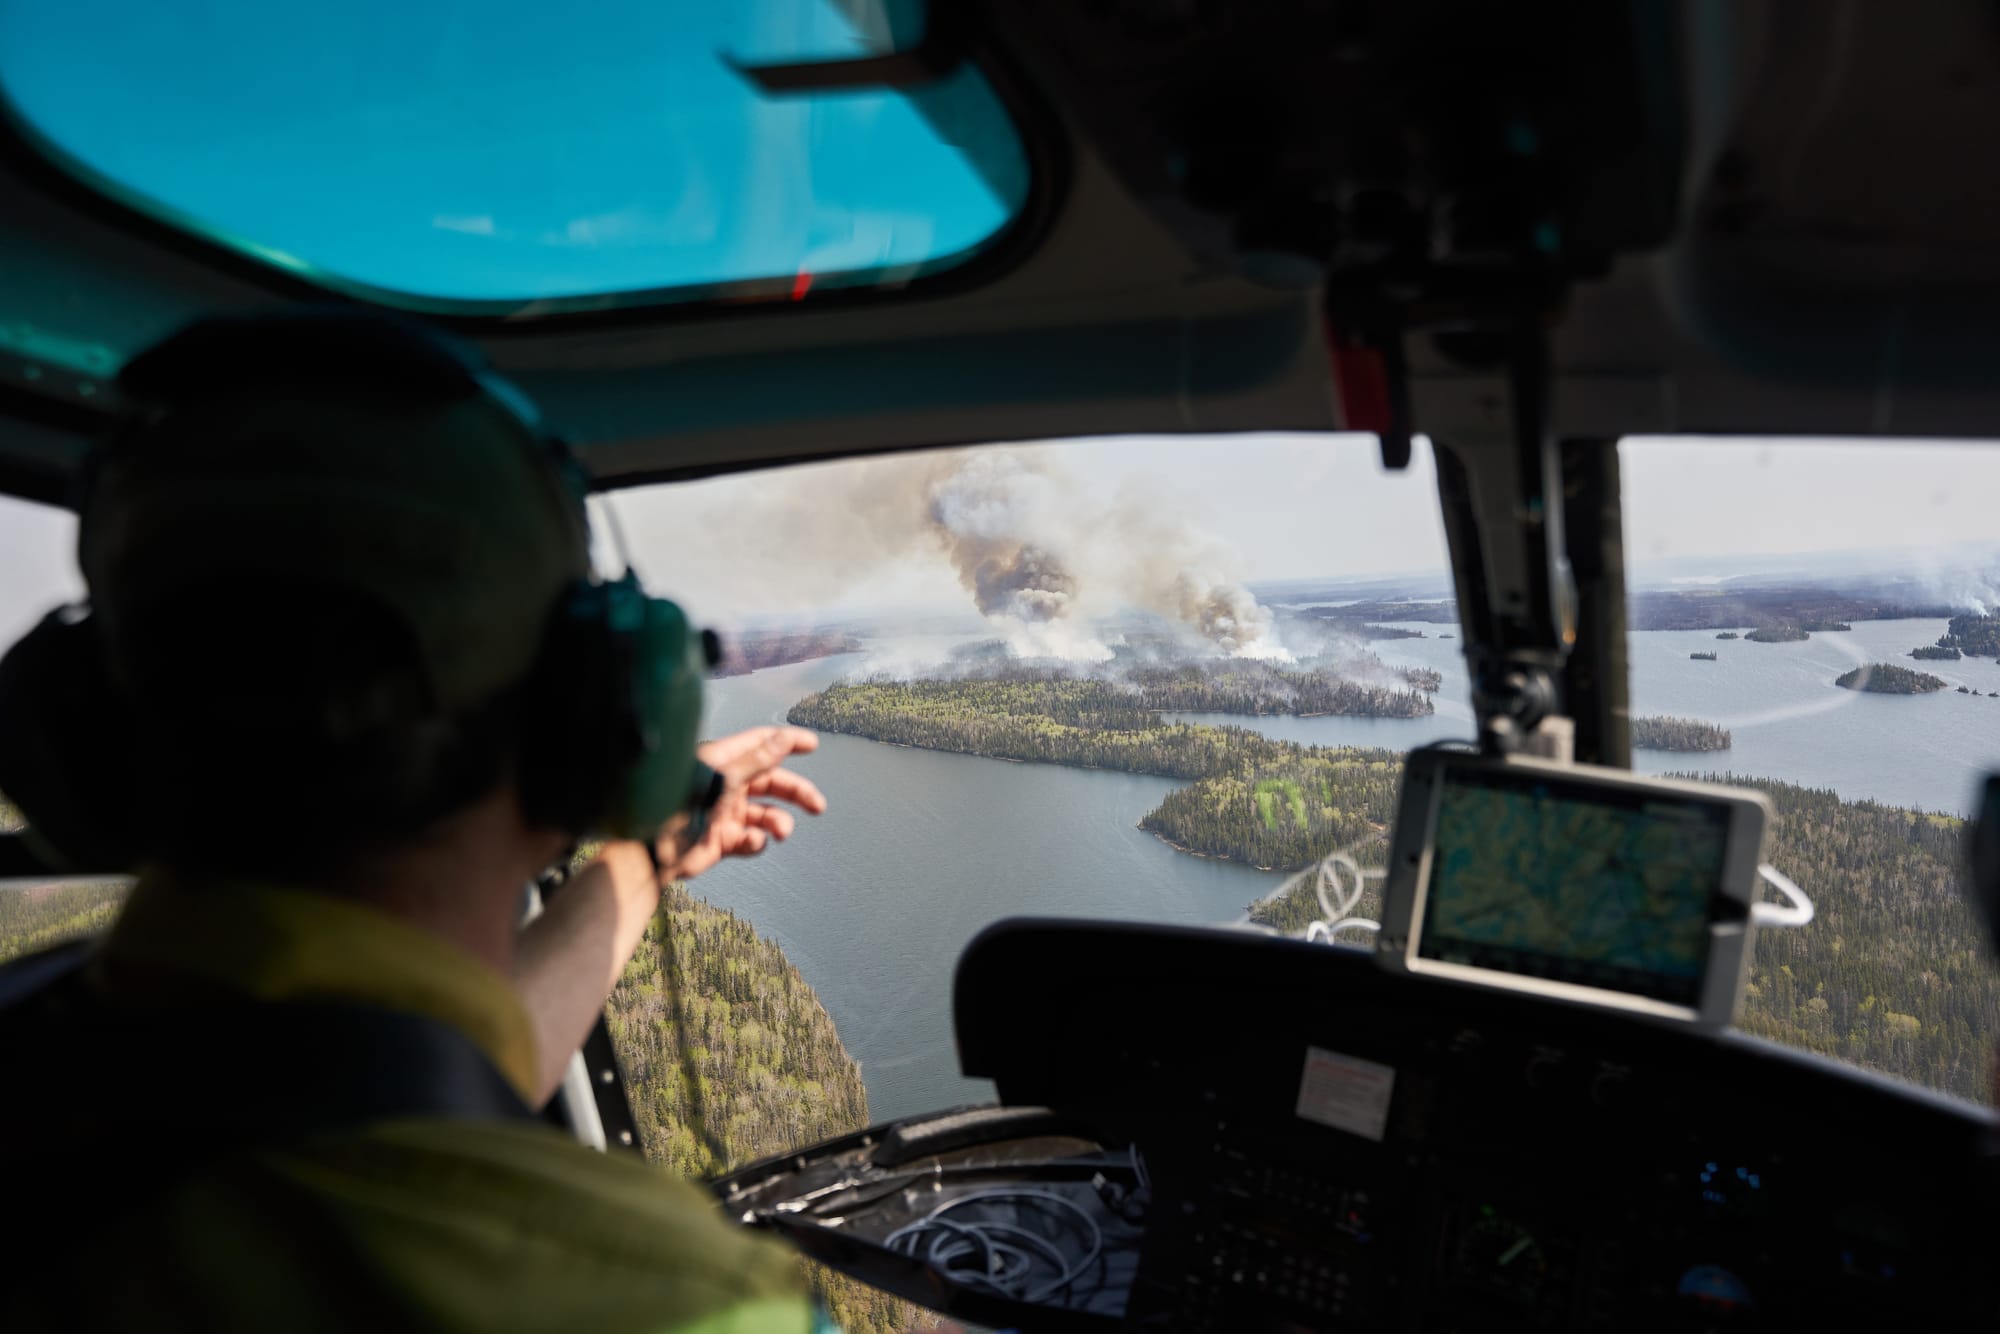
[1244,772,1998,1102]
[1939,614,2000,657]
[798,679,1999,1105]
[604,886,921,1334]
[0,879,127,965]
[1630,715,1733,752]
[792,677,1316,780]
[1143,753,1403,869]
[1122,661,1434,717]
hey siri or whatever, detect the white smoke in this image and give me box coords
[1909,545,2000,616]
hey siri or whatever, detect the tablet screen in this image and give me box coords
[1416,766,1733,1006]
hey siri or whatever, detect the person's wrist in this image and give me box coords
[593,840,667,908]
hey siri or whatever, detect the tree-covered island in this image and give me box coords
[1835,664,1950,694]
[1122,661,1434,717]
[787,677,1404,870]
[1631,715,1733,751]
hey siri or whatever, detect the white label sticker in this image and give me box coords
[1295,1046,1395,1141]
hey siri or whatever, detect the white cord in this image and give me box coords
[884,1188,1104,1304]
[1752,863,1815,929]
[1274,838,1385,946]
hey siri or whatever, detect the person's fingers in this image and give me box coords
[744,804,796,842]
[733,826,770,856]
[747,768,828,813]
[700,726,819,773]
[696,726,777,767]
[729,726,817,779]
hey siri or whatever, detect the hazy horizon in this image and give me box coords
[4,434,1998,649]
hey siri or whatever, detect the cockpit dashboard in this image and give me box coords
[718,918,1998,1331]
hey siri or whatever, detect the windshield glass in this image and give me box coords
[0,0,1027,311]
[606,435,1465,1140]
[1621,438,2000,1102]
[7,436,1997,1329]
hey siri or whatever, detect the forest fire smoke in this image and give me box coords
[920,448,1283,659]
[646,445,1285,661]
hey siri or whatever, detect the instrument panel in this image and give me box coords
[717,919,1998,1331]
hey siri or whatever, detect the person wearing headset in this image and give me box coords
[0,309,833,1332]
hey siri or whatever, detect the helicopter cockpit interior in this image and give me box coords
[2,2,1999,1330]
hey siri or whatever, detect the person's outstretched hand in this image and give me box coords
[657,725,826,881]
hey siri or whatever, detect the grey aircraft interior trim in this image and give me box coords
[6,3,2000,507]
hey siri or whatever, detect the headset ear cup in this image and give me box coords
[516,578,708,842]
[517,582,631,837]
[597,592,707,841]
[0,610,140,872]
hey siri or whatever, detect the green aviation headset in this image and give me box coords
[0,309,721,873]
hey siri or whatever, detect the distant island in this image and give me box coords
[1746,625,1812,643]
[1835,664,1949,694]
[1911,645,1962,661]
[1297,599,1459,638]
[1624,580,1952,636]
[1716,631,1740,640]
[1631,715,1732,752]
[1690,651,1718,662]
[710,629,863,677]
[1935,614,2000,659]
[1629,585,1955,632]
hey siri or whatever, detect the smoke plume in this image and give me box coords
[632,444,1285,661]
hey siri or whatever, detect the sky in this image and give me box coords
[610,434,2000,625]
[607,433,1454,628]
[5,434,2000,649]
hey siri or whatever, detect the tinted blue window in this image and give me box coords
[0,0,1027,312]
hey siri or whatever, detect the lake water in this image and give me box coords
[1179,618,1999,818]
[698,655,1284,1121]
[692,618,1999,1122]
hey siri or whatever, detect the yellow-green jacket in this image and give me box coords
[3,877,820,1333]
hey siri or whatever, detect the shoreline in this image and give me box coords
[1139,826,1287,874]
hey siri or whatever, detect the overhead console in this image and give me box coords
[981,0,1682,304]
[717,919,1998,1331]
